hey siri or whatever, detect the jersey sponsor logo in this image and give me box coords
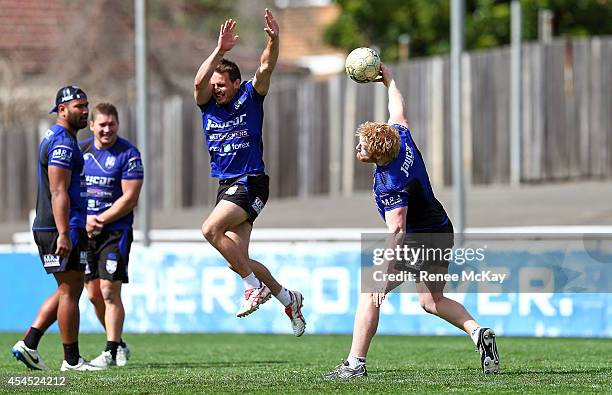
[43,254,60,267]
[380,194,403,207]
[86,175,115,187]
[87,187,113,199]
[211,141,251,155]
[251,197,264,214]
[225,141,250,152]
[401,143,414,177]
[88,198,113,210]
[50,147,73,162]
[206,114,247,130]
[209,130,249,142]
[105,156,116,169]
[80,251,88,265]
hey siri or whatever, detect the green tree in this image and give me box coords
[325,0,612,60]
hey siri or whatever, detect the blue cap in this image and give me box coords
[50,85,87,113]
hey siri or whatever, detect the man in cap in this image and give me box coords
[12,86,99,371]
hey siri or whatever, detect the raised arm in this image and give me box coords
[378,63,408,127]
[252,8,279,96]
[194,19,239,106]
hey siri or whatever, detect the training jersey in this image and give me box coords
[33,124,87,231]
[79,137,144,231]
[373,124,449,232]
[198,80,266,179]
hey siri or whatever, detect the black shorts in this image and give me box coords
[33,228,88,274]
[85,229,133,283]
[395,221,455,276]
[216,174,270,224]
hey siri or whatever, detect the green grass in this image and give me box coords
[1,333,611,394]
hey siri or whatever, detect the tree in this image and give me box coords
[324,0,612,60]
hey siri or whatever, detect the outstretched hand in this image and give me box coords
[373,62,393,87]
[218,19,239,54]
[263,8,279,41]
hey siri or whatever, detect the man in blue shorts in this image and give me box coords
[12,86,99,371]
[80,103,144,368]
[193,9,305,336]
[324,64,500,378]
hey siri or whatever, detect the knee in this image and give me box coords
[419,295,442,315]
[420,300,435,315]
[100,286,121,305]
[87,290,104,307]
[202,221,223,244]
[58,281,83,300]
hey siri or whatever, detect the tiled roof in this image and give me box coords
[0,0,64,73]
[277,4,343,61]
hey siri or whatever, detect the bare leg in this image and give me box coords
[417,266,479,334]
[30,290,59,332]
[85,279,106,329]
[226,222,282,294]
[202,201,254,277]
[348,293,381,358]
[53,271,84,344]
[100,280,123,342]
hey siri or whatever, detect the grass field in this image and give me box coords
[1,332,611,394]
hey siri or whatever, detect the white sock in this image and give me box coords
[470,326,481,345]
[242,272,261,290]
[346,355,366,368]
[274,288,292,307]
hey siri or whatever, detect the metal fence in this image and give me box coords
[1,36,610,221]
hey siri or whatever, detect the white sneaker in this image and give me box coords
[116,344,130,367]
[12,340,49,371]
[89,350,115,368]
[285,291,306,337]
[323,360,368,379]
[60,357,103,371]
[236,286,272,317]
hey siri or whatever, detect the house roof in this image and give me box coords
[277,4,343,61]
[0,0,64,73]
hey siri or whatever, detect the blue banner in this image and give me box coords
[1,244,611,337]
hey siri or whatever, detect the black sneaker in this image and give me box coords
[477,328,500,374]
[323,360,367,379]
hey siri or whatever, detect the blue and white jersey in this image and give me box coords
[198,80,266,179]
[33,124,87,230]
[374,124,449,232]
[80,137,144,231]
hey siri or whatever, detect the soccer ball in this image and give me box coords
[345,47,381,83]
